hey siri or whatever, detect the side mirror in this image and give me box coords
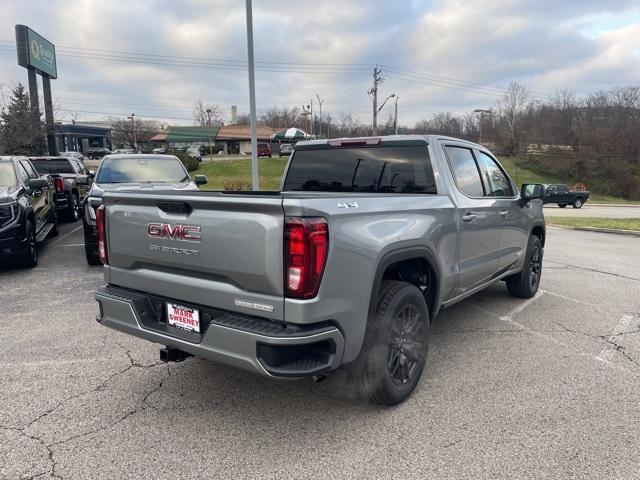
[88,170,95,177]
[77,175,89,185]
[194,175,208,186]
[28,178,48,190]
[519,184,544,206]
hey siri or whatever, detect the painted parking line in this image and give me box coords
[597,314,634,363]
[48,225,83,247]
[63,243,84,247]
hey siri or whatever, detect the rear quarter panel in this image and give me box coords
[283,193,457,363]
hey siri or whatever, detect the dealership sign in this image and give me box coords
[15,25,57,78]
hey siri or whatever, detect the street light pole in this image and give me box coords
[127,113,137,150]
[377,93,395,135]
[473,108,491,145]
[316,93,323,138]
[245,0,259,190]
[394,96,399,135]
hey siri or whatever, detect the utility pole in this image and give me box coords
[127,113,137,150]
[245,0,259,190]
[368,66,383,135]
[310,98,314,137]
[473,109,491,145]
[316,93,323,138]
[394,95,399,135]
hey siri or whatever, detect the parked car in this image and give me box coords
[543,184,590,208]
[151,147,167,155]
[60,151,87,163]
[112,148,136,155]
[86,147,112,160]
[257,143,272,158]
[0,156,59,267]
[279,144,294,157]
[81,154,207,265]
[185,146,202,162]
[29,156,93,222]
[94,135,545,405]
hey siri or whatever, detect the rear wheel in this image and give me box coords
[48,207,59,238]
[572,197,584,209]
[350,281,430,406]
[66,193,81,222]
[20,222,38,268]
[506,235,543,298]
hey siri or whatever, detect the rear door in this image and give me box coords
[475,150,527,272]
[105,192,286,321]
[443,144,500,295]
[18,161,47,230]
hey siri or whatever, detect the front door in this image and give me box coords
[475,151,528,272]
[443,144,501,296]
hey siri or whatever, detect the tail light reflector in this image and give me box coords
[53,177,64,193]
[96,205,108,264]
[285,217,328,299]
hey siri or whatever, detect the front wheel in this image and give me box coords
[349,281,430,406]
[572,197,584,209]
[506,235,543,298]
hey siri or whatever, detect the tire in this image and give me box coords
[558,204,567,208]
[349,281,430,406]
[20,221,38,268]
[48,207,59,238]
[85,241,101,265]
[66,193,81,222]
[572,197,583,209]
[506,235,543,298]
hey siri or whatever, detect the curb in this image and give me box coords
[548,224,640,237]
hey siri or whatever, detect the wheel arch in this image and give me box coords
[368,247,443,321]
[531,222,546,247]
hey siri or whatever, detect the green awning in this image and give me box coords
[271,128,309,140]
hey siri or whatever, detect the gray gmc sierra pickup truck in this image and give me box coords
[95,135,546,405]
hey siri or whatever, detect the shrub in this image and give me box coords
[173,150,199,172]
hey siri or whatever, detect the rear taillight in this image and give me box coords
[285,217,328,299]
[53,177,64,193]
[96,205,108,265]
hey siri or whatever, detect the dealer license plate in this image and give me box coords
[166,303,200,333]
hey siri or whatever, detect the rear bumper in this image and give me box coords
[54,193,69,210]
[95,285,344,378]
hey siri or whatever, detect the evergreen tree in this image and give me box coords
[0,83,47,155]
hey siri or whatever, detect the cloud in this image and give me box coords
[0,0,638,127]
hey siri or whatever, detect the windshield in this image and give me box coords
[0,163,17,187]
[31,159,75,174]
[96,156,189,183]
[186,147,198,153]
[283,145,437,193]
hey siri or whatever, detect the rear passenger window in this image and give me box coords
[477,152,514,197]
[445,146,484,197]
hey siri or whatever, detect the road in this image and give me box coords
[1,224,639,479]
[544,203,640,218]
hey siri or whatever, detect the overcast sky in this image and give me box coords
[0,0,639,127]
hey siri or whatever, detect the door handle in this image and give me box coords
[462,213,476,222]
[499,210,509,218]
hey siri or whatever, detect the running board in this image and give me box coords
[36,224,54,242]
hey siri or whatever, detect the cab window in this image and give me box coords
[476,152,514,197]
[445,146,484,197]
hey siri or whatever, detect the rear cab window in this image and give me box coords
[283,144,437,194]
[444,146,484,197]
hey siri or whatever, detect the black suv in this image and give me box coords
[0,156,59,268]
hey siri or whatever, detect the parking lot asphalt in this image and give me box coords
[1,224,639,480]
[544,203,640,218]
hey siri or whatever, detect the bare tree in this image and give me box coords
[110,117,158,149]
[498,81,530,155]
[193,99,221,127]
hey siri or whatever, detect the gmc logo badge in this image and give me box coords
[147,223,201,242]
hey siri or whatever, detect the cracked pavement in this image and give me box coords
[1,224,639,479]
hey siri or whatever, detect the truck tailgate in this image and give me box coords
[103,192,285,320]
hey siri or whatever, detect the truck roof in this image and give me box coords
[294,134,484,150]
